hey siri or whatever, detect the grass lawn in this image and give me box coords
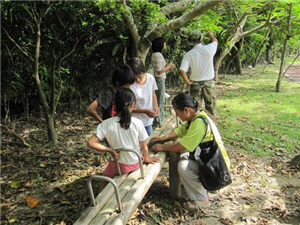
[217,57,300,156]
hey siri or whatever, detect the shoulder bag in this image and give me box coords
[189,116,232,191]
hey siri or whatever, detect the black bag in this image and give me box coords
[189,116,232,191]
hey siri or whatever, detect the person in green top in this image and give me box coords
[151,93,214,210]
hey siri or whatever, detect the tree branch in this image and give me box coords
[144,0,193,38]
[1,26,34,62]
[54,33,86,112]
[283,54,299,77]
[241,16,279,38]
[161,0,194,16]
[1,124,31,147]
[149,0,227,39]
[229,13,249,34]
[120,1,140,49]
[61,34,85,61]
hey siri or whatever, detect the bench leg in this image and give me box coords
[87,175,123,212]
[169,151,181,199]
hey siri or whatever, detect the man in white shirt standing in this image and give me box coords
[179,30,218,116]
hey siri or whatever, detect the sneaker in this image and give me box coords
[183,200,211,211]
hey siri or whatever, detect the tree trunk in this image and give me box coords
[265,31,273,63]
[32,5,58,145]
[266,44,271,63]
[45,113,57,144]
[122,0,226,62]
[4,93,11,126]
[68,90,72,113]
[214,12,277,80]
[253,29,270,67]
[22,93,30,121]
[78,91,82,111]
[276,3,293,92]
[235,53,243,75]
[215,47,232,80]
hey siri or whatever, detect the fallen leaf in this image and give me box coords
[9,219,16,224]
[56,222,66,225]
[1,162,13,169]
[0,202,13,207]
[57,184,69,193]
[10,181,20,189]
[26,195,41,209]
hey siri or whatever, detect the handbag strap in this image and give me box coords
[195,116,213,144]
[196,115,222,142]
[196,115,231,169]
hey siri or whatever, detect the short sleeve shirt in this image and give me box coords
[130,73,158,126]
[96,87,115,120]
[180,41,218,81]
[151,52,166,78]
[174,111,213,152]
[96,117,148,164]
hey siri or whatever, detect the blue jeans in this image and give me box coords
[155,77,166,121]
[144,125,153,136]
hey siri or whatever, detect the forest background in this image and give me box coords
[1,0,300,224]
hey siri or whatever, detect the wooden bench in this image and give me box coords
[74,114,180,225]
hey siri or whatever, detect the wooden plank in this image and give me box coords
[89,168,144,225]
[74,114,176,225]
[104,129,176,225]
[90,148,168,225]
[104,151,168,225]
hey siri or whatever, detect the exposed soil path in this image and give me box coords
[285,64,300,83]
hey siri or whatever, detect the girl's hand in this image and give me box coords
[168,63,176,70]
[111,150,120,161]
[145,109,158,118]
[150,136,162,142]
[152,143,164,152]
[144,156,159,164]
[153,107,160,116]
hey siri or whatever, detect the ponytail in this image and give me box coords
[115,88,136,129]
[172,93,199,111]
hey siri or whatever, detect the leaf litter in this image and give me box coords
[1,111,299,225]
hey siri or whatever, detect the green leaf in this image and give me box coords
[112,43,121,56]
[11,181,20,189]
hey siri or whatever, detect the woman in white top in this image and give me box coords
[151,37,175,121]
[87,88,158,191]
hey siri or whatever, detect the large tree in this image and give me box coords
[1,1,100,145]
[213,2,282,79]
[116,0,229,61]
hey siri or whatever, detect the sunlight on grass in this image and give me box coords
[218,59,300,156]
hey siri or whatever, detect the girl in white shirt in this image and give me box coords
[87,88,158,191]
[128,57,160,135]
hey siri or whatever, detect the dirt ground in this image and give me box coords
[1,111,299,225]
[285,64,300,83]
[132,150,300,225]
[1,69,300,224]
